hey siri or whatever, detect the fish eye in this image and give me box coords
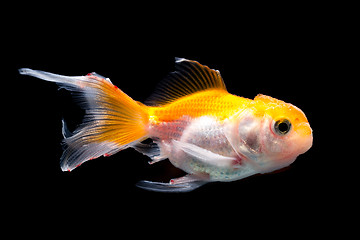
[274,119,292,135]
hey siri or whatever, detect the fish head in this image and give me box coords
[251,94,313,172]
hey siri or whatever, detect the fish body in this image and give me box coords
[19,58,313,192]
[147,90,249,182]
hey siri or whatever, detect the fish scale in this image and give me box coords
[149,89,251,122]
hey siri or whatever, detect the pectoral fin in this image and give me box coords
[172,140,236,168]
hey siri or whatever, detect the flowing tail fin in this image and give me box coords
[19,68,149,171]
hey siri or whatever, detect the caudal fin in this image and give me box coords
[19,68,149,171]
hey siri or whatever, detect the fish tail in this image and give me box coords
[19,68,149,171]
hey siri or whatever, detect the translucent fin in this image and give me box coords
[136,179,206,192]
[146,58,227,106]
[19,68,86,87]
[172,140,237,168]
[132,142,167,164]
[132,142,160,158]
[137,173,209,192]
[61,118,72,138]
[20,68,149,171]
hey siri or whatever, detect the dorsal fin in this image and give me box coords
[146,58,227,106]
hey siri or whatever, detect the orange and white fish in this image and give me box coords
[19,58,313,192]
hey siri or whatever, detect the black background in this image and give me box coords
[6,3,348,237]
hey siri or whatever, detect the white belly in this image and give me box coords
[153,116,256,181]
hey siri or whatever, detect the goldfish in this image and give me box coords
[19,58,313,192]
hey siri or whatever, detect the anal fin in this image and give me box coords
[132,142,167,164]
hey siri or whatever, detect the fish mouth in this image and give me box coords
[296,122,313,137]
[296,124,313,154]
[292,122,313,155]
[300,133,313,154]
[281,133,313,161]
